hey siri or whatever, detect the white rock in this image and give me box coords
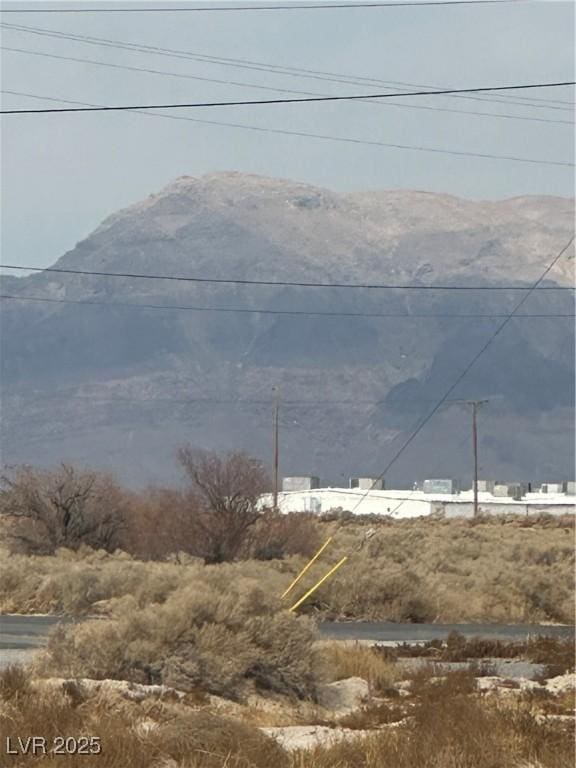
[316,677,370,713]
[545,673,576,694]
[261,725,369,751]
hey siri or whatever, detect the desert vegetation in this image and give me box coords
[2,646,574,768]
[1,452,574,768]
[38,567,318,700]
[0,524,574,626]
[0,486,574,623]
[1,448,574,767]
[0,464,128,555]
[0,511,573,624]
[0,454,322,564]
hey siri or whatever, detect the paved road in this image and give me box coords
[1,614,574,669]
[318,621,575,644]
[0,615,72,668]
[0,614,70,649]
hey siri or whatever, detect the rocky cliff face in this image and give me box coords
[1,173,574,487]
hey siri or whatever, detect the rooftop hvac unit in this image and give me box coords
[422,479,459,495]
[493,482,531,499]
[282,476,320,492]
[541,483,563,494]
[349,477,384,491]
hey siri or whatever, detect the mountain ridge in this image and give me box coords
[1,173,574,487]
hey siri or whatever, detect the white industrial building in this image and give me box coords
[261,486,575,519]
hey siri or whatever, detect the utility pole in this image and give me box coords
[272,387,280,512]
[466,399,489,517]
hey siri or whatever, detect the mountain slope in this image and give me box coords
[1,173,574,487]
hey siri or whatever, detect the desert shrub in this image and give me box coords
[0,547,195,615]
[375,631,568,664]
[0,664,30,700]
[40,573,318,701]
[318,563,437,622]
[296,686,574,768]
[406,665,478,701]
[154,710,289,767]
[528,636,576,678]
[1,515,574,625]
[245,512,322,560]
[312,517,575,623]
[317,642,398,695]
[0,673,288,768]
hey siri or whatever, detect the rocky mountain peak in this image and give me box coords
[1,174,574,486]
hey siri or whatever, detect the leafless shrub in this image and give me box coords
[124,487,198,561]
[177,447,271,563]
[0,464,128,555]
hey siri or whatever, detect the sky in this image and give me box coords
[1,0,574,269]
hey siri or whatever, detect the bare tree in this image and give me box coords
[177,448,271,563]
[0,464,128,554]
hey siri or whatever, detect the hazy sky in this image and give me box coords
[1,0,574,269]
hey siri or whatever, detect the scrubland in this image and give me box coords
[2,645,574,768]
[1,514,574,624]
[1,461,574,766]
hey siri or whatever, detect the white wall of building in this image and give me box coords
[260,487,575,519]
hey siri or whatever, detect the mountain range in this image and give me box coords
[1,172,574,488]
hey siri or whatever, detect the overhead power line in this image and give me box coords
[2,263,573,291]
[3,80,573,115]
[0,1,527,14]
[4,89,571,167]
[349,235,575,513]
[9,393,500,407]
[3,47,572,126]
[1,293,572,319]
[3,22,571,111]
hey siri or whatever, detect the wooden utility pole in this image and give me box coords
[466,399,489,517]
[272,388,280,512]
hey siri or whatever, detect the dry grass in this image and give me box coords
[2,512,573,767]
[0,668,288,767]
[518,688,576,717]
[293,666,575,768]
[313,516,575,624]
[293,702,574,768]
[315,642,398,695]
[2,665,572,768]
[0,547,292,616]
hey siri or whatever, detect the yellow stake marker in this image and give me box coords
[289,556,348,612]
[280,536,334,599]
